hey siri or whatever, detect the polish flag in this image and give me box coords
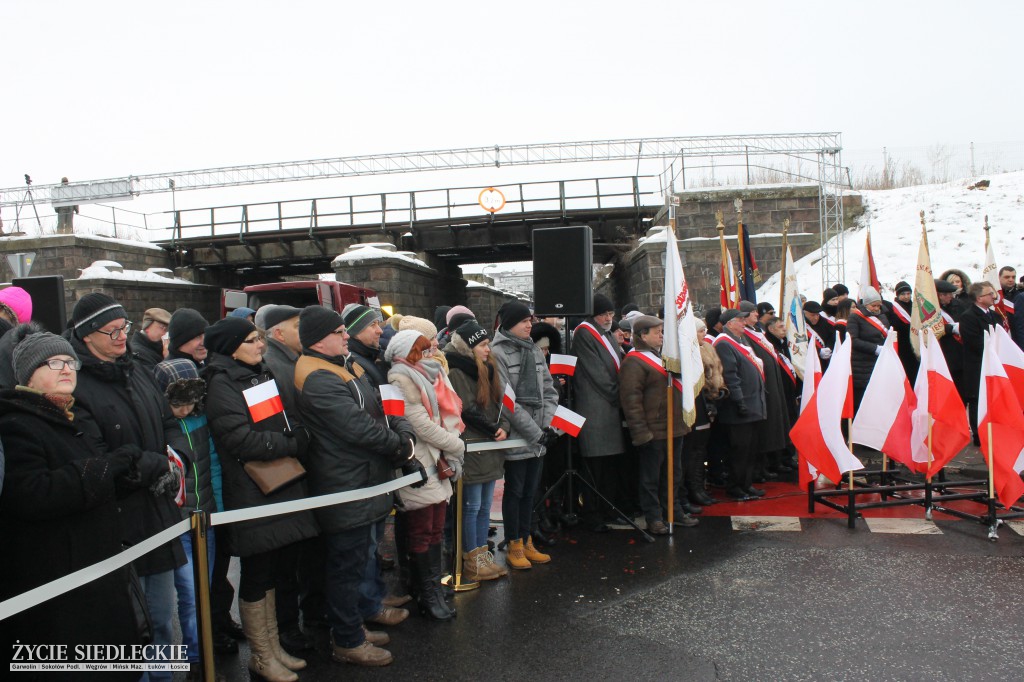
[379,384,405,417]
[851,330,918,470]
[978,330,1024,509]
[992,325,1024,407]
[858,228,881,302]
[550,405,586,438]
[548,354,577,376]
[910,328,971,476]
[789,335,864,485]
[797,340,823,489]
[243,379,285,423]
[167,445,186,507]
[502,383,516,413]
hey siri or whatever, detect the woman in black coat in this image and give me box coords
[847,288,890,412]
[202,318,318,682]
[0,333,148,680]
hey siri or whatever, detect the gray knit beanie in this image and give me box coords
[13,332,78,386]
[383,329,424,364]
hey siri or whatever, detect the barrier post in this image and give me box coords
[191,510,216,681]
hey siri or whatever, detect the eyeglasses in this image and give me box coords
[241,335,263,344]
[39,358,82,371]
[94,321,133,340]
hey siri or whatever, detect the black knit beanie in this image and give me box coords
[169,308,209,351]
[300,306,344,349]
[455,320,489,348]
[71,292,127,340]
[204,317,256,356]
[592,293,615,316]
[341,303,381,338]
[500,302,532,331]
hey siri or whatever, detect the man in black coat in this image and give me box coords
[66,292,186,677]
[294,306,423,667]
[960,282,999,445]
[738,301,790,479]
[713,309,767,500]
[935,279,967,401]
[884,281,919,384]
[847,286,890,412]
[342,303,388,386]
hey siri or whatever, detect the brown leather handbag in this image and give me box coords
[435,455,454,480]
[243,457,307,495]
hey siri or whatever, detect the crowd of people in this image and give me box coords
[0,262,1021,679]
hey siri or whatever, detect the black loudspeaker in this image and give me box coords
[533,226,593,316]
[13,275,66,334]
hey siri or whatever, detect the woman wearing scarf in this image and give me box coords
[384,330,466,621]
[489,303,559,570]
[0,333,152,676]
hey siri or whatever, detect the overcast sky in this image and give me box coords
[2,0,1020,206]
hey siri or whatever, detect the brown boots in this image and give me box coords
[462,546,507,581]
[523,536,551,564]
[506,539,532,570]
[239,592,303,682]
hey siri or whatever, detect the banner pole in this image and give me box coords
[191,510,215,682]
[987,422,995,500]
[667,379,675,534]
[452,476,478,592]
[846,418,854,491]
[716,210,731,308]
[779,218,789,314]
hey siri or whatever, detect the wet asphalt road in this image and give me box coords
[205,510,1024,682]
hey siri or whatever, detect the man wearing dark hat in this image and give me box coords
[571,292,628,531]
[756,302,775,331]
[133,307,170,368]
[168,307,209,367]
[713,308,767,500]
[704,306,723,338]
[738,300,792,479]
[343,303,387,386]
[885,281,919,384]
[67,292,186,675]
[294,305,423,667]
[803,300,836,364]
[619,315,698,534]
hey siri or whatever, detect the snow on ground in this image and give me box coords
[758,171,1024,304]
[78,263,192,285]
[332,243,430,269]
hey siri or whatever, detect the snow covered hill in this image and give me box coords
[758,171,1024,304]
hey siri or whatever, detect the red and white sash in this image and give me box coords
[574,321,621,372]
[940,309,962,343]
[714,333,765,379]
[851,308,887,336]
[889,302,912,325]
[744,328,795,385]
[820,311,837,326]
[703,333,716,344]
[625,350,684,393]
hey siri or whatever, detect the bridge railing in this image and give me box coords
[154,174,665,244]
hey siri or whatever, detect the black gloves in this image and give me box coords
[388,436,417,469]
[736,402,749,417]
[542,427,560,449]
[150,462,183,499]
[401,456,428,488]
[286,426,311,454]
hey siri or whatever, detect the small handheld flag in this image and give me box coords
[243,379,285,423]
[548,354,577,376]
[167,445,186,507]
[379,384,406,417]
[502,383,517,413]
[550,405,586,438]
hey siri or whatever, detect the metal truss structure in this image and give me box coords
[817,145,846,288]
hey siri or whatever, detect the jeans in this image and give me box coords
[325,525,373,649]
[138,569,176,682]
[636,438,684,524]
[503,456,544,541]
[174,529,216,663]
[357,519,386,620]
[462,480,496,552]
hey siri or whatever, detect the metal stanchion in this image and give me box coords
[452,476,479,592]
[191,510,216,682]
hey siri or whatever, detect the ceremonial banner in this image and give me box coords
[983,228,1014,326]
[978,330,1024,509]
[851,330,917,470]
[910,222,945,356]
[910,329,970,476]
[662,225,704,427]
[858,228,881,302]
[781,245,808,380]
[737,222,760,303]
[719,245,739,309]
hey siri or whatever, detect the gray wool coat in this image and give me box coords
[490,330,559,461]
[570,320,626,458]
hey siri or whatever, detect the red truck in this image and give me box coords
[222,280,380,318]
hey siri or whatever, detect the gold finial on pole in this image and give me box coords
[919,209,926,229]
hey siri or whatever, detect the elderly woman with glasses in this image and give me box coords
[202,316,318,682]
[0,332,152,666]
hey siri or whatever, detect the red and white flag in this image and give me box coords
[993,325,1024,407]
[796,339,824,489]
[851,330,918,470]
[790,335,864,485]
[910,328,971,476]
[167,445,186,507]
[978,330,1024,509]
[550,405,586,438]
[379,384,405,417]
[548,353,577,376]
[243,379,285,423]
[858,227,882,302]
[983,229,1014,325]
[502,383,516,413]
